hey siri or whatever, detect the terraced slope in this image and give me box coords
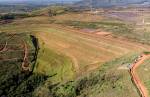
[37,24,149,74]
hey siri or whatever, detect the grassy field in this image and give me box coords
[50,53,141,97]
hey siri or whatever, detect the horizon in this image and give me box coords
[0,0,81,2]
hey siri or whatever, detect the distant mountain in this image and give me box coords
[0,0,81,5]
[75,0,150,8]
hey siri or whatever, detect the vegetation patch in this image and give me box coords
[0,32,44,97]
[57,20,133,35]
[56,20,150,45]
[44,53,140,97]
[31,6,70,17]
[143,51,150,55]
[34,40,75,83]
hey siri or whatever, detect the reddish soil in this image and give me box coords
[96,31,111,36]
[130,54,150,97]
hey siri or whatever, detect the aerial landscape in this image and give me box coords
[0,0,150,97]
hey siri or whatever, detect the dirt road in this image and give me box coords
[21,39,30,71]
[130,54,150,97]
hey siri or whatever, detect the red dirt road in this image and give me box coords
[130,54,150,97]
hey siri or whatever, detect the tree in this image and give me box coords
[0,14,15,20]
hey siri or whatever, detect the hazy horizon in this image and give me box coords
[0,0,81,5]
[0,0,81,2]
[0,0,150,6]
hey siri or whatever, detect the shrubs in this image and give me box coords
[47,54,139,97]
[48,71,121,97]
[47,6,69,17]
[0,33,42,97]
[143,51,150,55]
[0,71,48,97]
[58,20,133,35]
[51,81,76,97]
[0,14,15,20]
[0,13,31,21]
[9,73,48,97]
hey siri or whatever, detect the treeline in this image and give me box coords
[0,6,87,21]
[0,4,46,13]
[0,13,32,20]
[47,6,88,16]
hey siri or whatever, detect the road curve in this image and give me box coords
[130,54,150,97]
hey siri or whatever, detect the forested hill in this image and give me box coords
[0,0,81,5]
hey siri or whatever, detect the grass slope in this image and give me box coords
[34,41,75,83]
[50,53,141,97]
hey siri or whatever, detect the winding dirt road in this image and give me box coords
[130,54,150,97]
[21,39,30,71]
